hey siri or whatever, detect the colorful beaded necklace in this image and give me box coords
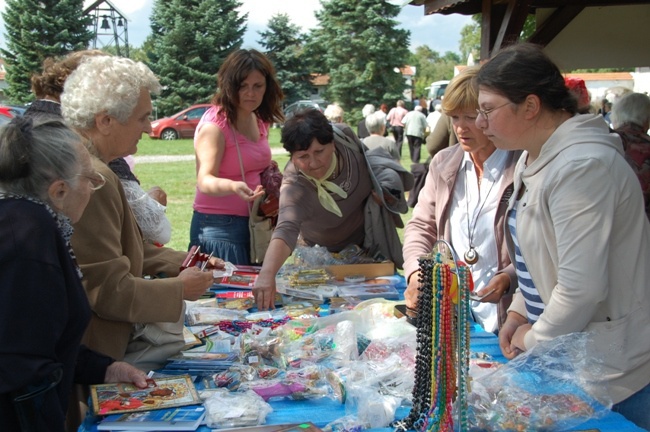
[394,243,473,432]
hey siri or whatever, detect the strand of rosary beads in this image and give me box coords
[434,259,472,432]
[424,260,472,432]
[393,254,473,432]
[454,262,472,431]
[421,259,455,431]
[393,256,435,431]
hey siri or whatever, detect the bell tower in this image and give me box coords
[84,0,129,57]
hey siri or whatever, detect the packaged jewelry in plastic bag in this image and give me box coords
[203,389,272,428]
[323,415,370,432]
[332,320,359,362]
[345,386,401,428]
[186,306,247,325]
[465,332,612,431]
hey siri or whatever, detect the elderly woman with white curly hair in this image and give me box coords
[61,56,224,371]
[324,103,344,123]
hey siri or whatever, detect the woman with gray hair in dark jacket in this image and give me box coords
[0,117,148,431]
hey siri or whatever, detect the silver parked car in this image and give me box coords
[282,99,329,124]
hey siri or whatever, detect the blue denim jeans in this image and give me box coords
[189,212,250,265]
[612,381,650,430]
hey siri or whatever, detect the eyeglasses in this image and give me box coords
[476,102,512,122]
[76,171,107,191]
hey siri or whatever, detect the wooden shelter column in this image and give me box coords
[480,0,531,60]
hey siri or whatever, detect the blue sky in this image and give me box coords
[0,0,472,56]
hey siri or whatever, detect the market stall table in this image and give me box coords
[240,325,646,432]
[82,280,646,432]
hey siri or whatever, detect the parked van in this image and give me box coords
[427,80,449,101]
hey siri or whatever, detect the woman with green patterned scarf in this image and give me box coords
[253,108,412,310]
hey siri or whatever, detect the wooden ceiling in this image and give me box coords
[408,0,650,69]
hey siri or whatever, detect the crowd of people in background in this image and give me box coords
[0,42,649,431]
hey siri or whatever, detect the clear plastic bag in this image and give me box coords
[325,353,415,405]
[332,320,359,363]
[465,332,613,431]
[345,386,401,428]
[185,306,247,325]
[323,414,371,432]
[291,245,342,267]
[203,389,272,428]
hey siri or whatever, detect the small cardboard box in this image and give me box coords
[326,261,395,281]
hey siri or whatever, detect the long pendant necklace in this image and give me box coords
[463,168,496,265]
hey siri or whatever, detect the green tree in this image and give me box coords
[258,14,312,107]
[410,45,440,97]
[435,51,462,80]
[458,16,481,62]
[0,0,92,103]
[146,0,247,117]
[305,0,410,123]
[410,46,460,97]
[99,45,149,63]
[459,14,536,62]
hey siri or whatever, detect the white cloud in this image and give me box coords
[83,0,150,16]
[0,0,152,26]
[0,0,472,54]
[239,0,321,30]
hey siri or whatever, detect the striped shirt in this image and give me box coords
[508,205,545,323]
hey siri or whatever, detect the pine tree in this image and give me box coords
[258,14,312,107]
[147,0,247,117]
[305,0,410,121]
[0,0,92,104]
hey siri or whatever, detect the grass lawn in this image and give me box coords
[133,131,416,253]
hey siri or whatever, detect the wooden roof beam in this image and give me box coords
[528,5,585,46]
[494,0,531,51]
[423,0,478,15]
[416,0,650,16]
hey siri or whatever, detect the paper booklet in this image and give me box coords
[97,405,205,431]
[212,269,261,289]
[337,283,400,300]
